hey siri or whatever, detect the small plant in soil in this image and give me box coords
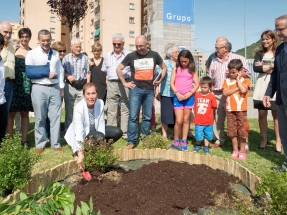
[142,132,170,149]
[0,182,99,214]
[82,137,117,173]
[0,134,39,196]
[257,171,287,215]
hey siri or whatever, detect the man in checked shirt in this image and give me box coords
[209,36,251,149]
[63,38,90,132]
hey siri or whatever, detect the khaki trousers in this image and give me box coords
[106,81,129,138]
[213,91,226,145]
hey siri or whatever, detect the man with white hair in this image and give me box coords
[102,33,130,140]
[62,38,89,131]
[0,21,15,111]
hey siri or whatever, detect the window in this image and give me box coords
[80,25,83,32]
[129,17,135,24]
[129,3,135,10]
[90,18,94,26]
[129,44,135,50]
[50,16,56,22]
[129,30,135,37]
[50,28,55,33]
[61,33,66,36]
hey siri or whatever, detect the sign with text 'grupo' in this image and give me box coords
[163,0,194,25]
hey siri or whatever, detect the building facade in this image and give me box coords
[9,22,20,41]
[142,0,195,58]
[194,50,206,73]
[20,0,141,57]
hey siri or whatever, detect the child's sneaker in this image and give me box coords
[203,146,210,154]
[238,151,246,161]
[193,145,201,152]
[180,139,188,151]
[230,150,239,159]
[169,139,180,150]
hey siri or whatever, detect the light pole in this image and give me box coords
[244,0,247,58]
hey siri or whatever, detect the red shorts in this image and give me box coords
[226,111,249,139]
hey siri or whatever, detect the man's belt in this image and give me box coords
[33,83,56,87]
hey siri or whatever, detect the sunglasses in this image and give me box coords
[113,43,122,47]
[58,50,66,53]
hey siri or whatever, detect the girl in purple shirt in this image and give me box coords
[170,50,199,151]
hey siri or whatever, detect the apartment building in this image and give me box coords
[20,0,141,57]
[9,22,20,41]
[142,0,195,58]
[193,50,206,72]
[19,0,70,49]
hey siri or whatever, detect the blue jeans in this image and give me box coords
[128,86,154,145]
[4,80,14,112]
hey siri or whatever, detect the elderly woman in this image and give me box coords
[65,83,122,173]
[155,43,179,138]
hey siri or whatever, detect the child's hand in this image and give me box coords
[183,92,193,100]
[236,71,242,81]
[176,93,184,101]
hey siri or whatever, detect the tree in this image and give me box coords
[47,0,88,40]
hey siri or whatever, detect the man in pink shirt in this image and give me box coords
[209,36,251,148]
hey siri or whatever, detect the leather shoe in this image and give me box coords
[211,143,221,148]
[55,147,64,151]
[36,148,44,154]
[125,144,134,150]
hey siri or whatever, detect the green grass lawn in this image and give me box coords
[27,112,285,178]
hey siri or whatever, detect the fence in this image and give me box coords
[197,59,257,90]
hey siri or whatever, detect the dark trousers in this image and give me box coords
[87,125,123,143]
[0,102,8,143]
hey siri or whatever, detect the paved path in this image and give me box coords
[154,97,273,120]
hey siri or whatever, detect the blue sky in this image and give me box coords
[1,0,286,57]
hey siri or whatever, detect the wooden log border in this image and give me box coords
[3,149,260,202]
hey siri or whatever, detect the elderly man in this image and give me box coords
[116,35,167,149]
[101,33,130,140]
[25,29,64,153]
[63,38,89,131]
[209,37,251,148]
[264,14,287,172]
[0,22,15,111]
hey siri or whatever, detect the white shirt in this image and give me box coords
[25,46,64,87]
[0,60,6,104]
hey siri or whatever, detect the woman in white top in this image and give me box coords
[65,83,122,173]
[253,30,282,152]
[0,33,7,143]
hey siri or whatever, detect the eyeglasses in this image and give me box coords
[58,50,66,53]
[3,31,12,35]
[274,27,287,33]
[215,46,225,50]
[113,43,122,47]
[20,35,30,39]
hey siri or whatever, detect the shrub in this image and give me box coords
[257,171,287,215]
[0,134,39,195]
[82,137,117,173]
[0,182,99,215]
[142,133,170,149]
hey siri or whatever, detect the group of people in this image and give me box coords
[0,13,287,172]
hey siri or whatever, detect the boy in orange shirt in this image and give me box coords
[222,59,250,161]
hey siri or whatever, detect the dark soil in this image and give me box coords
[71,160,242,214]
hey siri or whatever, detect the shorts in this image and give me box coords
[226,111,249,139]
[174,95,194,110]
[195,125,213,141]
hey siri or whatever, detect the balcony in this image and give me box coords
[143,15,147,24]
[147,35,151,41]
[94,20,100,28]
[141,27,147,35]
[94,5,100,14]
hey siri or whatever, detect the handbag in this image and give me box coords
[26,49,53,79]
[70,79,87,90]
